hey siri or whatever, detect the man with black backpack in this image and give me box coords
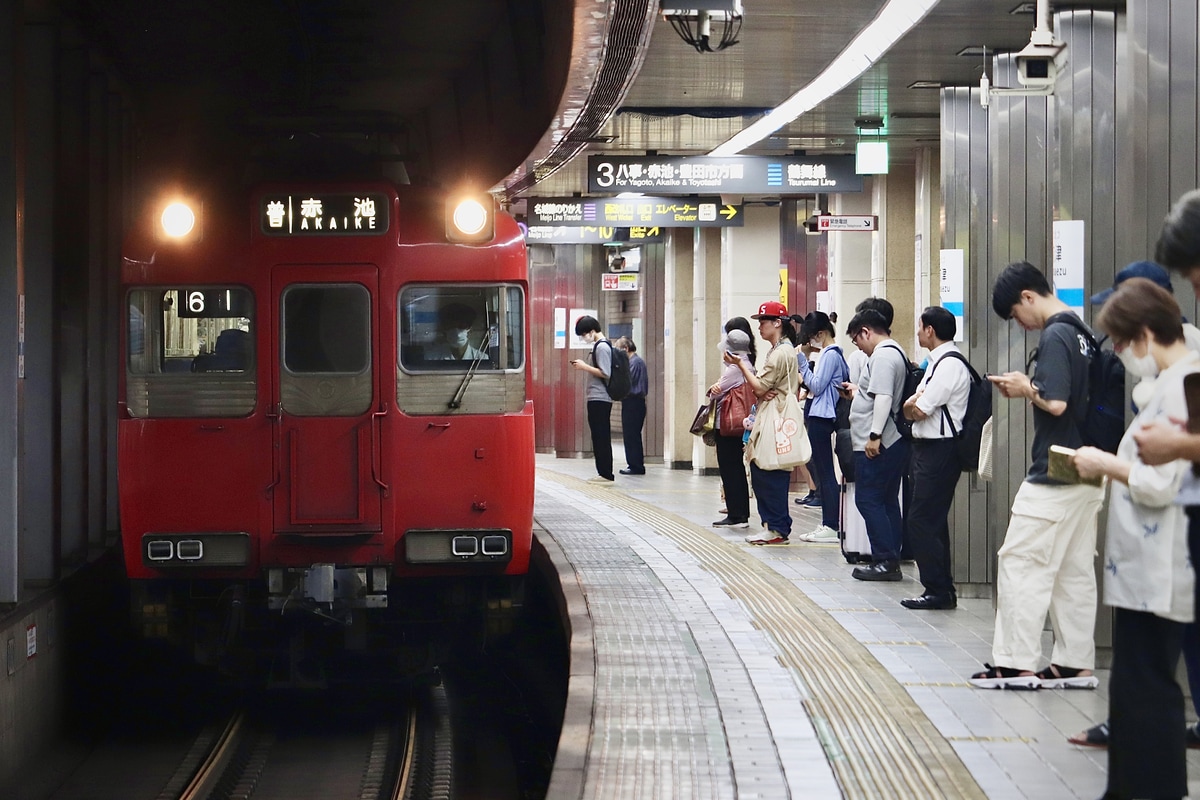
[969,261,1105,690]
[843,308,911,582]
[899,307,972,611]
[571,315,617,483]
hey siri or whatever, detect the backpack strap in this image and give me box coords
[592,338,614,381]
[927,350,978,437]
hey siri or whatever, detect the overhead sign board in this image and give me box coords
[817,215,878,231]
[587,155,863,194]
[522,225,665,244]
[528,196,741,227]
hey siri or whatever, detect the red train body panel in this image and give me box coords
[117,181,534,678]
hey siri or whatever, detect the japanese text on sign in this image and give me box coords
[527,196,740,227]
[587,155,862,194]
[260,193,390,236]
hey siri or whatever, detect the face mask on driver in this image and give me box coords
[452,328,470,347]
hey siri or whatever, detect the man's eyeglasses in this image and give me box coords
[851,328,867,343]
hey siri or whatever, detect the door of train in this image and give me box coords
[270,265,383,533]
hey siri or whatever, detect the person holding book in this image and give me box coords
[1071,278,1200,800]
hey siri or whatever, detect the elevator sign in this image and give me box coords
[817,215,878,231]
[528,196,741,227]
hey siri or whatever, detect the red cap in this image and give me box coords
[751,300,788,319]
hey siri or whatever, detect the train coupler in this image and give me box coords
[266,564,389,616]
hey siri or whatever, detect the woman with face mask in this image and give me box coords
[1072,276,1200,800]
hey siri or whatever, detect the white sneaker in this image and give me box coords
[799,525,839,543]
[745,531,788,545]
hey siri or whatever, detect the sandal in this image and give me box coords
[1035,663,1099,690]
[1068,721,1109,748]
[968,663,1040,690]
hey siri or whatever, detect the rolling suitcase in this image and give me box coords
[839,480,872,564]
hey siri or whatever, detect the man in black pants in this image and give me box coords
[899,307,971,610]
[570,315,615,483]
[616,337,648,475]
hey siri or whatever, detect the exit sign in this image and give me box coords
[818,215,877,231]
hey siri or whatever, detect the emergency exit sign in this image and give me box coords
[818,215,877,231]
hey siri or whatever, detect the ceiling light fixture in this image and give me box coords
[708,0,940,156]
[662,1,744,53]
[907,80,944,89]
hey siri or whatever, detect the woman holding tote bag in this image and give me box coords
[726,300,809,546]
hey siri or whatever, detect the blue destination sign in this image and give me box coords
[259,193,389,236]
[528,196,742,227]
[587,155,862,194]
[522,225,666,244]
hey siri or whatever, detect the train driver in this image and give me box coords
[426,302,488,361]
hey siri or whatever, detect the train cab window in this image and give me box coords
[398,286,524,372]
[125,288,256,418]
[280,284,372,416]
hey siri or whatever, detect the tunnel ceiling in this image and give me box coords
[63,0,576,192]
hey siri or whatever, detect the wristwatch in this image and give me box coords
[868,432,882,441]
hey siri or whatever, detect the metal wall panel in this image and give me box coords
[1118,0,1200,323]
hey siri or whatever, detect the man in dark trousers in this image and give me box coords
[900,307,971,610]
[616,337,648,475]
[570,315,615,483]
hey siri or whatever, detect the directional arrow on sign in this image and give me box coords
[720,204,738,220]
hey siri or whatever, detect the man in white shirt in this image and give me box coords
[900,307,972,610]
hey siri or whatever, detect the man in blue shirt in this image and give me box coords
[617,337,649,475]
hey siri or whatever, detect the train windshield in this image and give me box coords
[125,287,256,417]
[398,285,524,372]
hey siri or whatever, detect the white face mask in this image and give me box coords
[1117,346,1158,379]
[451,329,470,347]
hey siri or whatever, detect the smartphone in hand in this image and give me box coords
[1185,373,1200,433]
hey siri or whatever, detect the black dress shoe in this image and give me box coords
[851,560,902,582]
[900,594,956,610]
[619,468,645,475]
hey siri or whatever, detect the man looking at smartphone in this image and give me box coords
[571,315,616,483]
[971,261,1105,689]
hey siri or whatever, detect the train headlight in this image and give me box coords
[160,202,197,238]
[446,195,494,243]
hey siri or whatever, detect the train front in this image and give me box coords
[118,184,535,683]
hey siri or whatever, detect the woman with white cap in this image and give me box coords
[708,325,756,528]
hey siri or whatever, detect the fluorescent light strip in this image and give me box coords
[709,0,941,156]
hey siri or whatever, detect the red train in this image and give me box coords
[118,180,534,682]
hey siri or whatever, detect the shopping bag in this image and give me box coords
[719,382,755,436]
[689,399,717,436]
[978,416,994,481]
[746,391,811,470]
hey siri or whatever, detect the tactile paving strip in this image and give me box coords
[540,470,986,800]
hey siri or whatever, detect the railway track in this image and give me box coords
[34,684,454,800]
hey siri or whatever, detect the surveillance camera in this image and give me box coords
[1014,39,1064,89]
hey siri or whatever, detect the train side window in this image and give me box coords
[398,285,524,372]
[125,287,256,418]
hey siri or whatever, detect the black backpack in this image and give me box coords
[1048,315,1126,453]
[927,351,993,471]
[881,344,925,439]
[594,340,632,401]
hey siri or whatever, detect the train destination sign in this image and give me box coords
[523,225,665,244]
[587,155,863,195]
[528,196,742,227]
[259,192,390,236]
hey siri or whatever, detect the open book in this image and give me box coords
[1048,445,1103,487]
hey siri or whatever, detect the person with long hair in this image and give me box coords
[1071,278,1199,800]
[795,311,849,543]
[727,301,800,545]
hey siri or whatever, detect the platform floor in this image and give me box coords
[535,449,1200,800]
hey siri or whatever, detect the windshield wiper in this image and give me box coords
[448,329,493,409]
